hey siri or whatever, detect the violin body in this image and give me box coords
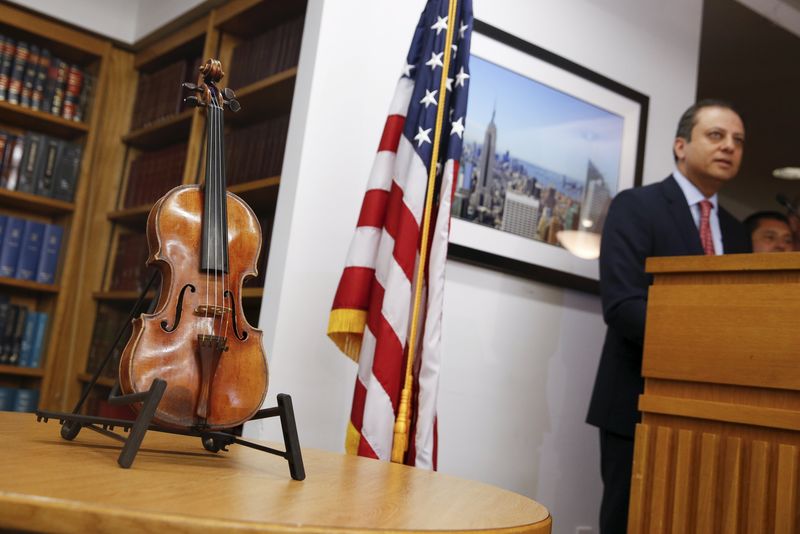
[119,185,268,429]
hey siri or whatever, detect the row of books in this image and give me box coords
[226,114,289,185]
[0,387,39,412]
[0,130,82,202]
[0,35,92,122]
[123,143,186,208]
[228,16,304,90]
[109,232,150,292]
[0,216,63,284]
[130,57,201,131]
[0,297,48,367]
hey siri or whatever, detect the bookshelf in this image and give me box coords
[0,1,118,414]
[56,0,306,414]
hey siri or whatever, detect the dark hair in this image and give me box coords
[743,210,790,235]
[673,99,743,162]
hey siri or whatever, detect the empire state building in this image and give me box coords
[476,106,497,209]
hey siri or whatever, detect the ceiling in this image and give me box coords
[699,0,800,218]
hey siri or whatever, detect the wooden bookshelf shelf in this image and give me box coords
[0,100,90,140]
[241,287,263,299]
[77,373,115,388]
[0,188,75,216]
[0,276,59,294]
[226,68,297,126]
[106,204,152,227]
[122,109,194,149]
[0,365,44,378]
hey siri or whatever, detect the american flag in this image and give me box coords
[327,0,472,469]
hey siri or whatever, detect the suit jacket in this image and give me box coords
[586,175,752,438]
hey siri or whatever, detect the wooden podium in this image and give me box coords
[628,253,800,534]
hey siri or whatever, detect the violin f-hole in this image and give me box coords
[161,284,196,332]
[224,289,248,341]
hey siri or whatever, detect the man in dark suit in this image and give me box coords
[586,99,752,533]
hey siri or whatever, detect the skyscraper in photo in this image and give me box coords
[476,106,497,209]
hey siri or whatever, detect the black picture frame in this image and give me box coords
[447,19,649,294]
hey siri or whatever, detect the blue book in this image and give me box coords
[35,224,63,284]
[0,387,16,411]
[15,219,45,281]
[28,312,48,368]
[18,311,38,367]
[0,215,7,251]
[0,216,24,277]
[12,387,39,412]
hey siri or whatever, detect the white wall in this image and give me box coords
[251,1,703,534]
[7,0,204,43]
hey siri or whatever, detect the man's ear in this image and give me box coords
[674,137,686,162]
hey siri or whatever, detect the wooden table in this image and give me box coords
[0,412,551,533]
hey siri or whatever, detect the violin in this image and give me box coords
[118,59,268,430]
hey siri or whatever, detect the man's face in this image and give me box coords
[752,218,794,252]
[674,106,745,192]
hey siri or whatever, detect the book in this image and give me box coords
[51,142,81,202]
[48,59,68,116]
[27,311,48,368]
[7,40,28,106]
[0,387,15,411]
[12,387,39,412]
[0,36,15,101]
[19,44,39,108]
[18,310,38,367]
[31,48,50,111]
[61,64,83,121]
[0,296,10,365]
[34,137,62,197]
[15,219,46,281]
[6,305,27,365]
[16,133,46,194]
[0,214,6,250]
[0,216,25,277]
[35,224,63,284]
[1,134,23,190]
[0,304,19,364]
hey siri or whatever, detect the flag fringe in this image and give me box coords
[345,421,361,455]
[327,308,367,362]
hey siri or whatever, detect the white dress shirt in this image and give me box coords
[672,169,723,254]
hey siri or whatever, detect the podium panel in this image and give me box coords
[629,253,800,534]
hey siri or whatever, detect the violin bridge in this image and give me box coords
[195,305,232,318]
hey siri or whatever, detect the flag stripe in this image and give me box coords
[378,114,406,153]
[331,266,375,309]
[357,189,390,228]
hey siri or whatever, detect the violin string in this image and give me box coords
[218,94,231,342]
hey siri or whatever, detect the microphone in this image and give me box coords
[776,193,799,215]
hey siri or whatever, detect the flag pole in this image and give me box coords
[391,0,460,464]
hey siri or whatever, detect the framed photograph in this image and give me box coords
[448,20,648,293]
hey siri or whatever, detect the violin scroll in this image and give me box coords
[182,58,241,112]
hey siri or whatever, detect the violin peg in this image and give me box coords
[185,95,201,107]
[182,82,201,92]
[226,98,241,113]
[222,87,236,99]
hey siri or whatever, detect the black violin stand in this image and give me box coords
[35,272,305,480]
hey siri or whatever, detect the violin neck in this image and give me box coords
[201,95,229,273]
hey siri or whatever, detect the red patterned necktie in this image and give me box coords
[699,200,715,255]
